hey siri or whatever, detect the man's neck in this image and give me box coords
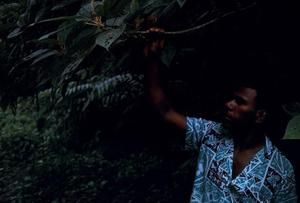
[231,127,265,150]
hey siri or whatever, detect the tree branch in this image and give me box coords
[127,2,256,36]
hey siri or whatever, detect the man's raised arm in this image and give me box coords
[144,28,186,131]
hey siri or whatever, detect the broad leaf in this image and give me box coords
[284,115,300,139]
[76,1,104,20]
[67,28,98,51]
[177,0,187,8]
[6,13,69,39]
[130,0,140,13]
[96,24,126,50]
[160,42,177,67]
[38,30,62,41]
[34,6,47,22]
[106,14,128,27]
[102,0,131,18]
[31,50,60,65]
[57,21,79,45]
[28,16,75,27]
[61,44,96,77]
[23,49,50,61]
[0,3,21,19]
[61,57,86,80]
[7,27,23,39]
[51,0,81,11]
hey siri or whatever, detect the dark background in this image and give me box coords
[1,0,299,202]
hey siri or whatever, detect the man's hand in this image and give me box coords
[143,28,165,57]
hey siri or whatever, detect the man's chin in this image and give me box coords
[222,117,233,129]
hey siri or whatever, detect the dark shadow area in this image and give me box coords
[277,140,300,197]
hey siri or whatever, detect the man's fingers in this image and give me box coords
[144,27,165,57]
[150,40,160,52]
[148,27,165,34]
[144,39,164,56]
[159,39,165,49]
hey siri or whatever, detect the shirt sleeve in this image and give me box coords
[185,116,219,151]
[272,167,298,203]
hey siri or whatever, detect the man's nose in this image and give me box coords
[225,100,234,110]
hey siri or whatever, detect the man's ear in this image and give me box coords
[255,109,267,124]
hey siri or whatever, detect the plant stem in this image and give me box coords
[127,2,256,36]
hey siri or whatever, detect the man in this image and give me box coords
[144,28,297,202]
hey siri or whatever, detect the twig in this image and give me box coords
[127,2,256,36]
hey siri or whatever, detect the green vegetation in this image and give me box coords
[0,0,299,202]
[0,98,195,202]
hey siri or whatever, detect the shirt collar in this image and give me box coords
[215,123,275,156]
[264,136,275,159]
[230,137,276,201]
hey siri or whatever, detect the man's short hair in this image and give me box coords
[230,77,287,141]
[233,79,274,111]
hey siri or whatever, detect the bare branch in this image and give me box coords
[128,2,256,36]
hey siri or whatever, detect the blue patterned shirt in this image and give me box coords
[186,117,297,203]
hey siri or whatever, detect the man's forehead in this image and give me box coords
[234,87,257,101]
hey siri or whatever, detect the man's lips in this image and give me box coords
[224,115,232,121]
[224,112,233,121]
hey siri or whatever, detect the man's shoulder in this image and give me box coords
[185,117,226,151]
[275,148,294,170]
[186,116,222,132]
[268,143,295,177]
[265,143,297,201]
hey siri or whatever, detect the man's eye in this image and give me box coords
[235,97,245,105]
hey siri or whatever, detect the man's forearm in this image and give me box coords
[145,56,186,130]
[146,57,171,113]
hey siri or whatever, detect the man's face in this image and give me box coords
[223,87,258,128]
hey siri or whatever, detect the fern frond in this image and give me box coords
[65,82,93,97]
[97,73,143,108]
[64,73,143,110]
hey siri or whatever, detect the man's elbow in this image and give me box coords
[164,110,186,131]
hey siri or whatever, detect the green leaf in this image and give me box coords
[34,6,47,22]
[31,50,60,65]
[0,3,21,19]
[87,181,95,187]
[38,30,61,41]
[62,57,86,77]
[23,49,50,61]
[130,0,140,13]
[67,27,98,51]
[76,1,104,20]
[65,83,93,97]
[105,14,128,27]
[57,21,74,44]
[177,0,187,8]
[7,27,23,39]
[61,44,96,77]
[160,42,177,67]
[51,0,81,11]
[96,24,126,50]
[282,102,300,117]
[28,16,75,27]
[102,0,130,18]
[0,3,20,11]
[284,115,300,139]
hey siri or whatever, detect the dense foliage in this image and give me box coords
[1,0,299,202]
